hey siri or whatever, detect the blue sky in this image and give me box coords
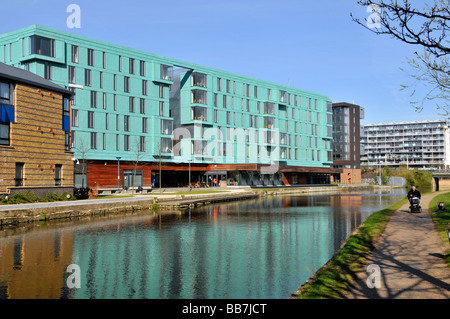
[1,0,445,125]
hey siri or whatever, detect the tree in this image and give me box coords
[351,0,450,111]
[130,137,149,195]
[73,137,90,189]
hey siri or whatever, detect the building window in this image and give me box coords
[105,113,109,130]
[71,45,79,63]
[226,80,231,93]
[140,98,145,114]
[90,91,97,108]
[69,87,76,105]
[124,76,130,93]
[129,97,135,113]
[0,81,13,105]
[65,132,70,151]
[116,114,120,131]
[55,164,62,186]
[159,84,165,98]
[71,131,76,148]
[116,134,120,151]
[159,101,164,116]
[124,135,130,151]
[71,109,79,127]
[87,48,94,66]
[113,74,117,91]
[44,62,52,80]
[30,35,55,57]
[103,133,106,150]
[0,122,10,145]
[103,52,106,69]
[129,58,135,74]
[99,72,103,89]
[85,69,92,86]
[113,94,117,111]
[124,115,130,131]
[142,80,148,96]
[217,78,222,91]
[142,117,148,133]
[68,66,76,84]
[140,136,145,152]
[160,64,173,81]
[90,132,97,150]
[88,111,95,128]
[15,163,24,186]
[103,92,107,109]
[140,60,145,76]
[214,109,218,123]
[118,55,122,72]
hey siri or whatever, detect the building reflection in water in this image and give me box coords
[0,190,404,299]
[0,230,74,299]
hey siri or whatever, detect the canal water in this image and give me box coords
[0,188,405,299]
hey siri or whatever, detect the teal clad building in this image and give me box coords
[0,25,335,190]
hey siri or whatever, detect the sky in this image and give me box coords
[1,0,446,125]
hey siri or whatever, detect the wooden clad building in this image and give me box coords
[0,62,74,197]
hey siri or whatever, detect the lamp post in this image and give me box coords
[116,156,121,193]
[188,159,192,191]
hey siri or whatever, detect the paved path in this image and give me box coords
[344,192,450,299]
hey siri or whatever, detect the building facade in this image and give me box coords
[331,102,364,183]
[360,120,450,170]
[0,62,74,196]
[0,25,335,190]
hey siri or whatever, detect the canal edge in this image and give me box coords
[0,184,396,228]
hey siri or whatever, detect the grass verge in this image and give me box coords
[428,192,450,267]
[292,198,408,299]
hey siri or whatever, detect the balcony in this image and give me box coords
[160,64,173,81]
[263,102,276,116]
[161,119,173,135]
[160,137,173,154]
[191,89,207,105]
[191,72,207,88]
[191,106,208,122]
[264,117,276,130]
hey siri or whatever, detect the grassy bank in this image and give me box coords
[428,192,450,267]
[292,198,407,299]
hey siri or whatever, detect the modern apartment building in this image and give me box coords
[331,102,364,183]
[360,120,450,170]
[0,25,335,190]
[0,62,74,196]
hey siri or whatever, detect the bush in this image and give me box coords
[1,190,75,204]
[73,188,91,199]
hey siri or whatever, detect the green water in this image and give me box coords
[0,189,405,299]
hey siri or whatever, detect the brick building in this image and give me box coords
[0,62,74,197]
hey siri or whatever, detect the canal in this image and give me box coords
[0,188,405,299]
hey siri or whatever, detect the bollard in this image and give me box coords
[438,202,445,210]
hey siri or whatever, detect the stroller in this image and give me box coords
[409,196,422,213]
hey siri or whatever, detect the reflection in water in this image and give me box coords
[0,189,405,299]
